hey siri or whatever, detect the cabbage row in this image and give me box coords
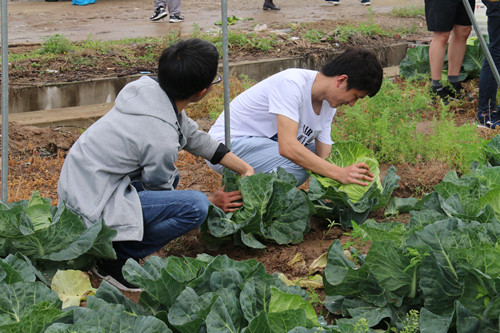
[323,162,500,332]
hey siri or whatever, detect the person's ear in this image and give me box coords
[336,74,348,87]
[193,87,210,101]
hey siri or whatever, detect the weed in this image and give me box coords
[322,217,340,240]
[185,74,254,119]
[303,29,326,43]
[191,24,203,39]
[39,34,73,54]
[70,56,95,67]
[393,309,419,333]
[390,5,425,18]
[307,288,323,308]
[163,30,181,48]
[353,318,370,332]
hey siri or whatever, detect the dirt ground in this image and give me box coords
[6,0,424,44]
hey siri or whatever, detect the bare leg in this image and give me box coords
[447,24,472,76]
[429,31,451,81]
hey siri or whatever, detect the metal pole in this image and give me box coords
[1,0,8,202]
[221,0,231,149]
[462,0,500,86]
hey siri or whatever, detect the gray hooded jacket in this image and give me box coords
[57,76,220,241]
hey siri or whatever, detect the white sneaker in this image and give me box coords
[169,15,184,23]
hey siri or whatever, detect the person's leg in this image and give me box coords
[429,31,451,81]
[113,189,209,260]
[151,0,168,21]
[263,0,280,10]
[153,0,166,10]
[478,14,500,116]
[167,0,181,17]
[447,24,472,76]
[207,136,314,186]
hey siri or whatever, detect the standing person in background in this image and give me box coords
[477,0,500,129]
[324,0,371,6]
[425,0,475,101]
[263,0,280,10]
[150,0,184,22]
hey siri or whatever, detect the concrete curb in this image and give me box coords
[5,66,400,129]
[4,43,406,128]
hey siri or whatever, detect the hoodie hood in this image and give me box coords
[114,76,177,123]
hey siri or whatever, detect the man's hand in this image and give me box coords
[338,162,374,186]
[209,187,243,212]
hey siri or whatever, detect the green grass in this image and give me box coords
[331,78,486,174]
[390,5,425,18]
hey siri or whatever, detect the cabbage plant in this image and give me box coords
[203,168,313,249]
[308,141,399,228]
[322,163,500,332]
[0,191,117,283]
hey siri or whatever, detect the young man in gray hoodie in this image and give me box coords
[57,38,254,291]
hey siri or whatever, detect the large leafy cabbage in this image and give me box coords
[122,254,321,332]
[311,141,383,203]
[202,168,313,249]
[308,141,399,228]
[0,191,117,282]
[323,163,500,332]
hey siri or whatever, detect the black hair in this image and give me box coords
[158,38,219,100]
[321,47,383,97]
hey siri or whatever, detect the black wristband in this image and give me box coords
[210,143,230,164]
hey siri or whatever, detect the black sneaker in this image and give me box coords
[430,85,450,104]
[360,0,370,5]
[448,81,464,99]
[169,14,184,23]
[263,1,280,10]
[325,0,340,4]
[150,7,168,21]
[92,258,142,292]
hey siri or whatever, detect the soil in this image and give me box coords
[1,0,497,319]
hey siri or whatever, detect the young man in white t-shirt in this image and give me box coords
[208,48,383,186]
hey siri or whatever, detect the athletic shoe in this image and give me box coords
[92,258,142,292]
[263,1,280,10]
[360,0,370,5]
[476,113,500,129]
[448,81,464,99]
[325,0,340,5]
[150,7,168,21]
[169,15,184,23]
[430,85,450,104]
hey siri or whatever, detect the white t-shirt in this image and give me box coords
[208,69,336,146]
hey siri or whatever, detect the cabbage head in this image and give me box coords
[311,141,382,203]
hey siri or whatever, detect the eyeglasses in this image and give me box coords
[211,73,222,85]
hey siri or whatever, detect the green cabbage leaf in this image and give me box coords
[202,168,313,249]
[308,141,399,228]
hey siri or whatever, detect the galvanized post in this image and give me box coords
[1,0,8,202]
[462,0,500,86]
[221,0,231,149]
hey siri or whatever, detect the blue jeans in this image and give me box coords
[478,10,500,115]
[113,177,209,260]
[206,136,317,186]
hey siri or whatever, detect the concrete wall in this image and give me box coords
[8,43,408,113]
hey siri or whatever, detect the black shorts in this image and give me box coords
[425,0,475,32]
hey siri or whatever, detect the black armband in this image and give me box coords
[210,143,230,165]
